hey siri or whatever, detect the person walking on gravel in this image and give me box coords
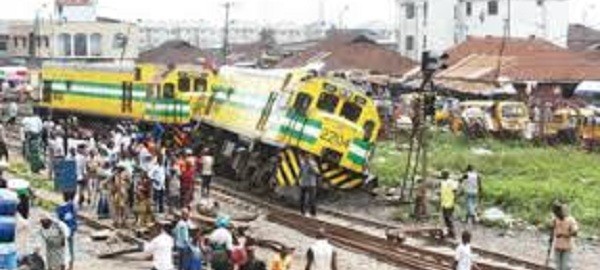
[440,171,458,239]
[548,202,578,270]
[305,229,337,270]
[299,152,319,217]
[462,165,482,225]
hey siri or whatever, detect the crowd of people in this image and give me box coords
[6,108,579,270]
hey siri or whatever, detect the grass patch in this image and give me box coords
[372,131,600,231]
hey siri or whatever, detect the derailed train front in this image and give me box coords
[272,77,381,190]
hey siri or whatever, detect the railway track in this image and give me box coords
[210,183,553,270]
[3,114,553,270]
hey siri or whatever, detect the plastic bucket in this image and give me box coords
[0,217,15,243]
[0,190,18,216]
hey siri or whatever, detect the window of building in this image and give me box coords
[113,33,127,49]
[293,92,312,115]
[466,2,472,16]
[406,3,415,19]
[13,37,18,48]
[316,92,339,113]
[488,0,499,15]
[406,35,414,51]
[36,36,41,48]
[43,36,49,48]
[340,102,362,122]
[21,37,27,48]
[90,33,102,56]
[74,33,87,56]
[0,41,6,51]
[58,33,71,56]
[537,0,544,6]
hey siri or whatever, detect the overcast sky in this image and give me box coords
[2,0,599,28]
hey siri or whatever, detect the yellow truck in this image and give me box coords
[457,100,530,138]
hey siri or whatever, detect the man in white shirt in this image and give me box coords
[200,148,214,197]
[150,158,166,214]
[145,223,175,270]
[454,230,477,270]
[306,229,338,270]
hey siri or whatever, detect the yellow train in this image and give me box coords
[36,63,381,190]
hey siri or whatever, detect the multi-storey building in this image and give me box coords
[7,0,139,65]
[396,0,569,60]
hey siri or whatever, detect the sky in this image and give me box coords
[1,0,599,29]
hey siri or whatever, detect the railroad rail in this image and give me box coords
[211,183,553,270]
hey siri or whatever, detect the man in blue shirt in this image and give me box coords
[56,192,77,270]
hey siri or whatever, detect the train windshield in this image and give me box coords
[317,92,339,113]
[341,101,362,122]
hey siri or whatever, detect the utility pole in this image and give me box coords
[400,51,447,202]
[222,2,233,64]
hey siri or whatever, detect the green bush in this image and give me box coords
[372,133,600,230]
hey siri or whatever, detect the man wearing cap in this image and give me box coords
[209,216,233,270]
[36,214,70,270]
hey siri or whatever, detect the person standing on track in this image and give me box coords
[440,170,458,239]
[298,152,319,217]
[305,229,337,270]
[200,147,214,198]
[549,202,578,270]
[454,230,478,270]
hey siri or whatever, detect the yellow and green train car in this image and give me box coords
[201,67,381,189]
[37,62,215,124]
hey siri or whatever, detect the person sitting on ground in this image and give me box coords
[454,230,478,270]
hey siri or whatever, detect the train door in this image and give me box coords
[121,81,133,113]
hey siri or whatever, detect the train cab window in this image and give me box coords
[363,120,375,141]
[66,81,72,92]
[163,83,175,99]
[317,92,339,113]
[341,102,362,122]
[178,73,191,92]
[293,92,312,115]
[194,77,207,92]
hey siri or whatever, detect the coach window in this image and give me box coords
[316,92,339,113]
[194,77,207,92]
[293,92,312,115]
[341,101,362,122]
[164,83,175,99]
[178,73,191,92]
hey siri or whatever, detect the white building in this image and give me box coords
[138,20,328,51]
[7,0,139,64]
[396,0,569,61]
